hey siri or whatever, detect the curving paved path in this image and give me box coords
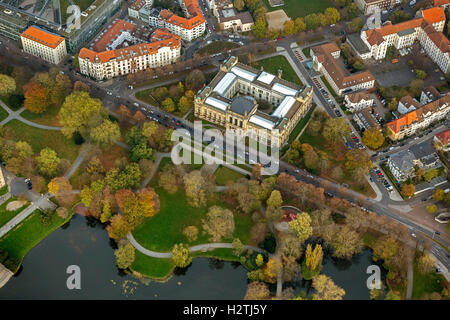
[127,233,263,258]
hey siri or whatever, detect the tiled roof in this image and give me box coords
[160,0,205,30]
[388,94,450,133]
[311,42,374,90]
[79,28,181,63]
[435,129,450,144]
[21,25,65,49]
[345,91,372,103]
[433,0,450,6]
[92,19,136,52]
[130,0,147,11]
[364,7,446,46]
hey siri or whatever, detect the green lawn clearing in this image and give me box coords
[253,55,303,86]
[20,106,62,127]
[5,120,80,162]
[214,166,245,186]
[0,197,28,229]
[412,261,446,299]
[0,209,72,272]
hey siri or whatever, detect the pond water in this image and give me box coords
[0,215,386,300]
[277,248,388,300]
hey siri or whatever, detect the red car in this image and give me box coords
[277,37,282,41]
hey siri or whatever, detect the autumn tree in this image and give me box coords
[400,184,415,198]
[202,206,235,242]
[0,74,16,97]
[24,82,50,113]
[48,176,74,208]
[312,275,345,300]
[183,170,208,207]
[433,188,444,201]
[183,225,199,242]
[114,243,135,269]
[89,119,121,148]
[328,226,363,259]
[137,187,160,217]
[106,214,132,239]
[185,69,206,90]
[289,212,313,244]
[162,97,176,113]
[263,258,282,283]
[266,190,283,221]
[303,244,323,279]
[244,281,270,300]
[59,91,106,139]
[322,118,349,143]
[172,243,192,267]
[417,253,435,274]
[73,80,90,93]
[37,147,60,178]
[362,128,385,150]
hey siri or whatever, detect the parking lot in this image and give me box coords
[368,43,445,87]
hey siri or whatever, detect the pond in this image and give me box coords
[277,248,388,300]
[0,215,386,300]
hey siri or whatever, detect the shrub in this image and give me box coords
[258,232,277,253]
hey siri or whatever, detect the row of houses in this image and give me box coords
[351,7,450,74]
[310,42,376,96]
[129,0,206,41]
[78,21,181,81]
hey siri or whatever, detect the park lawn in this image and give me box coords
[198,41,240,55]
[133,163,253,252]
[253,55,303,86]
[131,251,175,280]
[0,185,8,196]
[0,209,73,272]
[412,262,446,299]
[302,48,311,58]
[214,166,245,186]
[192,248,240,261]
[264,0,332,18]
[135,89,160,107]
[20,106,62,127]
[5,120,80,162]
[0,105,8,122]
[0,197,29,229]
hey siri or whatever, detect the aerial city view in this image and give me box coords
[0,0,449,304]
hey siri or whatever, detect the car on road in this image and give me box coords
[276,37,282,41]
[25,178,32,190]
[335,110,342,117]
[369,177,374,182]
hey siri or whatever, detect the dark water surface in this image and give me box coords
[0,215,385,299]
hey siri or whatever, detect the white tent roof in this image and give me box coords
[272,83,298,96]
[231,66,257,82]
[205,97,229,111]
[249,115,275,130]
[213,72,236,95]
[272,96,296,118]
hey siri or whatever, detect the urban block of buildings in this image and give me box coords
[353,107,382,132]
[355,0,397,15]
[352,7,450,74]
[78,19,181,81]
[434,129,450,152]
[129,0,206,41]
[387,140,443,182]
[344,91,375,112]
[387,93,450,141]
[0,0,122,53]
[218,9,254,32]
[20,25,67,65]
[194,56,314,147]
[311,42,375,96]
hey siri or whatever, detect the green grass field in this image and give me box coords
[288,104,316,144]
[253,55,303,86]
[21,106,62,127]
[131,251,175,280]
[214,166,245,186]
[264,0,332,18]
[0,209,72,272]
[412,262,446,299]
[0,197,28,229]
[5,120,80,162]
[0,105,9,122]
